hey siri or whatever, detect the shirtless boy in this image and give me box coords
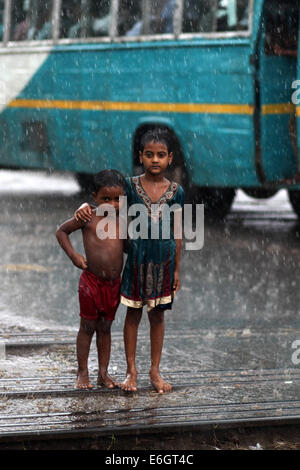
[56,169,126,389]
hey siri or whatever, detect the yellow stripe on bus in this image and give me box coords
[8,98,255,115]
[262,103,296,115]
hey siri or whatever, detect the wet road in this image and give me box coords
[2,170,300,447]
[1,169,300,370]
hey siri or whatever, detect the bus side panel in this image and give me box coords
[258,0,299,183]
[107,42,258,187]
[0,51,54,169]
[259,55,297,181]
[0,41,258,187]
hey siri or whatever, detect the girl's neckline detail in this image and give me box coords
[138,176,172,204]
[131,176,179,221]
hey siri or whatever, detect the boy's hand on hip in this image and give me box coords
[72,253,88,270]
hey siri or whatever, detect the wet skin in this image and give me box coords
[57,186,125,279]
[121,140,176,393]
[74,142,182,393]
[138,140,173,203]
[139,140,181,295]
[56,185,125,389]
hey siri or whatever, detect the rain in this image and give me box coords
[0,0,300,452]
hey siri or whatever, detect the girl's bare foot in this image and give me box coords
[97,372,120,389]
[121,372,138,392]
[76,370,93,389]
[150,369,172,394]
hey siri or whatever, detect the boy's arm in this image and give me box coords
[56,217,88,270]
[74,203,94,223]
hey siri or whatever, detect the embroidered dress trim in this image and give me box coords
[132,176,179,221]
[120,293,174,311]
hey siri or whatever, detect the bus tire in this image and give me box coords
[288,190,300,218]
[187,187,236,219]
[242,188,278,199]
[75,173,94,193]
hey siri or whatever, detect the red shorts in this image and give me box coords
[78,270,121,322]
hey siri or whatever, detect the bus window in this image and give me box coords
[119,0,174,37]
[118,0,141,36]
[217,0,249,32]
[182,0,249,34]
[90,0,112,37]
[182,0,215,33]
[11,0,53,41]
[60,0,83,38]
[264,0,298,57]
[60,0,112,39]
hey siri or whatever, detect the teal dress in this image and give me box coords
[120,176,185,311]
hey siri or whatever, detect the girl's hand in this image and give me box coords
[72,253,88,270]
[173,270,180,293]
[74,203,92,223]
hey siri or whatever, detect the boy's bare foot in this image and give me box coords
[76,370,93,389]
[150,369,172,394]
[97,372,120,389]
[121,372,138,392]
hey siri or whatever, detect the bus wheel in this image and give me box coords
[187,187,236,219]
[75,173,94,193]
[242,188,278,199]
[288,190,300,218]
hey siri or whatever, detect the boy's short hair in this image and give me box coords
[140,128,173,153]
[93,169,126,193]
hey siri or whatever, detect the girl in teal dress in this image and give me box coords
[120,173,184,312]
[75,128,184,394]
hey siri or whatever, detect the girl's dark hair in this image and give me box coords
[93,169,126,193]
[140,128,173,153]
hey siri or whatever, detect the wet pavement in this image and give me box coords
[1,170,300,449]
